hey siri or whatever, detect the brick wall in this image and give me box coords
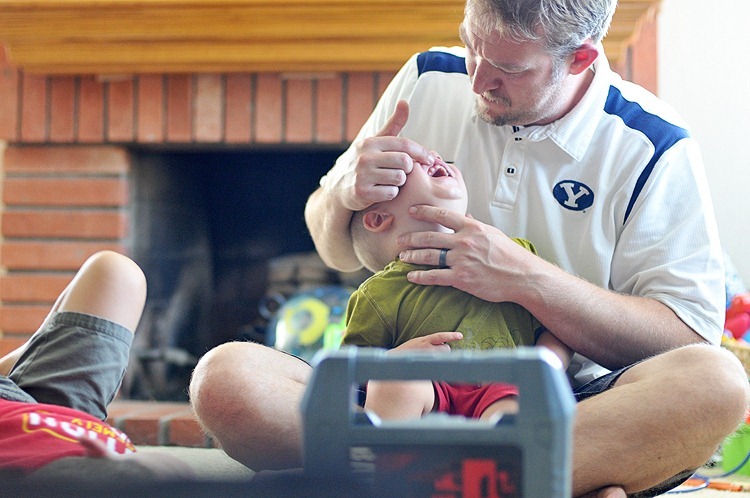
[0,70,393,144]
[0,66,395,356]
[0,145,129,353]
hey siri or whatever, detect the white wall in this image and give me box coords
[658,0,750,287]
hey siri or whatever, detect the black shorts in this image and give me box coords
[572,364,634,402]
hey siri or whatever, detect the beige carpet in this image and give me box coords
[136,445,255,481]
[137,446,750,496]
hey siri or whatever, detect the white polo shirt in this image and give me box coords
[325,47,725,385]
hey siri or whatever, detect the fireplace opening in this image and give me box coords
[123,147,367,401]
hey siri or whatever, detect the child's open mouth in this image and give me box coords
[426,159,452,178]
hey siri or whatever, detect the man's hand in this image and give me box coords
[578,486,627,498]
[326,100,437,213]
[397,204,536,303]
[396,205,702,369]
[305,100,437,271]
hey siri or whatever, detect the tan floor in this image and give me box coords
[138,446,750,496]
[136,446,255,481]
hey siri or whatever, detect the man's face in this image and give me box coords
[459,16,569,127]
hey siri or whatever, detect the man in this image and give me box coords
[190,0,749,496]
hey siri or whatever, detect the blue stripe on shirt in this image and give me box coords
[417,51,468,76]
[603,86,690,225]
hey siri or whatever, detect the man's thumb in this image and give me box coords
[375,100,409,137]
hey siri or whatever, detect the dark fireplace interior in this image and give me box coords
[122,147,367,400]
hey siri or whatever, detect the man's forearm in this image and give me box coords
[304,187,362,272]
[518,260,706,370]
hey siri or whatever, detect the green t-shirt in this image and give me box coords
[343,239,543,350]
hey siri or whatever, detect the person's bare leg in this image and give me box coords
[189,342,312,470]
[54,250,146,332]
[0,250,146,376]
[572,344,749,497]
[190,342,749,489]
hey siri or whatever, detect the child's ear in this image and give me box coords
[362,210,394,232]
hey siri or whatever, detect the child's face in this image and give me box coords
[359,158,468,264]
[393,157,468,216]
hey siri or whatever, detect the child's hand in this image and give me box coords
[390,332,463,353]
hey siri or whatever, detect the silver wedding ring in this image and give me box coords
[438,248,449,269]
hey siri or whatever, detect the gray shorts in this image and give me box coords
[0,311,133,421]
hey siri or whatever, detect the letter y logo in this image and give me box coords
[553,180,595,211]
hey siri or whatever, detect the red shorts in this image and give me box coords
[433,382,519,418]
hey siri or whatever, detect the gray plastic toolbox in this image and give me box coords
[301,346,576,497]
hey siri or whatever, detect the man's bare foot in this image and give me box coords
[577,486,627,498]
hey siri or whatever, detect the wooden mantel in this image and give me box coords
[0,0,660,75]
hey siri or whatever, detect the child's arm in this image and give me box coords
[535,329,572,369]
[364,332,463,420]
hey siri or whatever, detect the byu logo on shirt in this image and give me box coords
[553,180,595,211]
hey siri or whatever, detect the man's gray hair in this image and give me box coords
[465,0,618,59]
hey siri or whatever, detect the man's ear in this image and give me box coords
[362,210,394,232]
[568,42,599,75]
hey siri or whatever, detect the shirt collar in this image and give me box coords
[543,52,612,162]
[502,51,613,162]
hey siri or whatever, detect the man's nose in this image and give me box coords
[471,58,501,95]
